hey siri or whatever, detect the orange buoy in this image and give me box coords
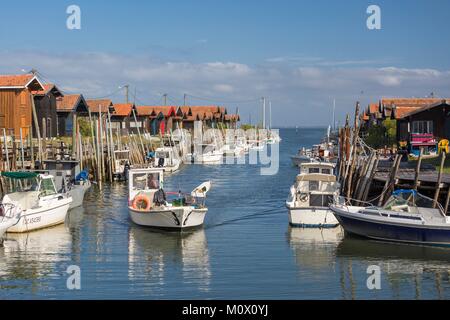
[132,195,151,211]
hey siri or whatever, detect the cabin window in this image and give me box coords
[132,173,160,190]
[309,181,319,191]
[309,194,333,207]
[130,121,142,128]
[40,178,57,196]
[412,121,433,134]
[308,168,320,174]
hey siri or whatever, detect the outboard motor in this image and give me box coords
[124,162,130,181]
[158,157,165,167]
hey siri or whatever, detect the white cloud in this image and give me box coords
[0,51,449,126]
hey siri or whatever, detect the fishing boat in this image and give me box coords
[286,162,340,228]
[43,160,91,209]
[0,172,72,233]
[330,189,450,246]
[128,168,211,230]
[154,146,181,173]
[113,150,131,180]
[291,147,314,166]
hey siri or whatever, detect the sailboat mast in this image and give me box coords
[269,101,272,130]
[262,97,266,129]
[332,98,336,131]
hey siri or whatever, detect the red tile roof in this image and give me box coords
[86,99,114,113]
[57,94,82,112]
[113,103,134,117]
[32,83,63,97]
[381,98,442,107]
[368,103,379,114]
[136,106,177,117]
[381,98,443,120]
[0,74,44,90]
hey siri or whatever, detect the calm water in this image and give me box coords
[1,128,450,299]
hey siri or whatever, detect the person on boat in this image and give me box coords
[147,174,159,189]
[153,188,167,206]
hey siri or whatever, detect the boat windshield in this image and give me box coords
[156,151,170,158]
[382,190,435,213]
[39,178,57,196]
[132,172,161,190]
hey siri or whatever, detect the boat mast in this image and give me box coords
[262,97,266,129]
[332,98,336,132]
[269,101,272,130]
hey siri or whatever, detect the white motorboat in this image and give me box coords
[194,144,223,164]
[155,146,181,173]
[291,147,314,167]
[0,172,72,233]
[286,162,340,228]
[44,160,91,209]
[223,143,245,157]
[128,168,211,230]
[330,190,450,246]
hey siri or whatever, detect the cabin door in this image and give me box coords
[21,116,29,138]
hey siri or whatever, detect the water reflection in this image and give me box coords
[0,224,71,293]
[288,226,344,270]
[336,235,450,299]
[128,228,211,292]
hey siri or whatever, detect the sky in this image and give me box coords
[1,0,450,127]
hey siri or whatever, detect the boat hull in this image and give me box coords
[129,206,208,230]
[194,154,222,164]
[0,218,18,239]
[68,181,91,209]
[331,206,450,246]
[287,206,339,228]
[7,199,72,233]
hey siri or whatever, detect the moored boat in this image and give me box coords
[1,172,72,233]
[286,162,340,228]
[330,190,450,247]
[128,168,211,230]
[43,159,91,209]
[154,146,181,173]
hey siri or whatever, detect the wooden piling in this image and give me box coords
[413,147,423,190]
[433,152,446,208]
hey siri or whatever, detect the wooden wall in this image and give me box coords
[0,89,32,137]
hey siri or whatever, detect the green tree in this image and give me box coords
[364,119,397,149]
[77,117,91,137]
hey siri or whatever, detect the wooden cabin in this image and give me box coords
[0,74,45,138]
[32,84,63,138]
[110,103,135,134]
[56,94,89,136]
[396,99,450,147]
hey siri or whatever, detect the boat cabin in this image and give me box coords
[299,162,335,175]
[0,172,58,199]
[128,168,164,201]
[43,159,82,192]
[292,163,339,208]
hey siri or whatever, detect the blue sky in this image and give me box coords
[1,0,450,126]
